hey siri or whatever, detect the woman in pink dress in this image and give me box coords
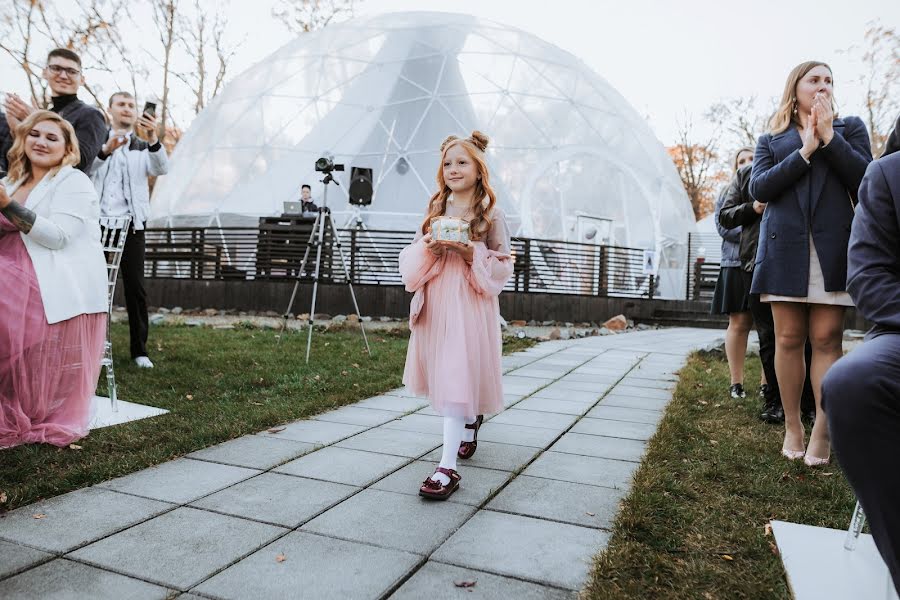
[0,110,108,448]
[399,131,514,499]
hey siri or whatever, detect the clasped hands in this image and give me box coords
[800,92,835,161]
[3,93,36,130]
[422,233,474,263]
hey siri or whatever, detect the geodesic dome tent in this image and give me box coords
[150,11,696,297]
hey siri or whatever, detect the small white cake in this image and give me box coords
[431,217,470,244]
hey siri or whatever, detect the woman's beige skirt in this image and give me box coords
[761,234,854,306]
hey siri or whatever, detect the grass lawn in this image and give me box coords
[583,350,857,599]
[0,322,534,511]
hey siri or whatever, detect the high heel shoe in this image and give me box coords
[803,453,830,467]
[782,446,805,460]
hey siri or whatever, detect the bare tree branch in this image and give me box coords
[272,0,361,34]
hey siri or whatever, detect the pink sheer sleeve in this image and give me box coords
[466,208,513,296]
[399,226,442,292]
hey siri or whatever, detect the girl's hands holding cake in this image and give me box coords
[422,233,446,257]
[441,240,474,264]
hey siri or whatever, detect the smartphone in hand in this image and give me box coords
[142,101,157,118]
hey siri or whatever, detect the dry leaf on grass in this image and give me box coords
[267,427,286,434]
[276,553,286,563]
[453,580,476,588]
[251,402,263,406]
[185,394,194,400]
[0,491,7,503]
[764,523,772,537]
[68,444,83,450]
[32,513,46,519]
[721,554,734,561]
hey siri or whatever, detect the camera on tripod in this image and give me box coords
[315,156,345,173]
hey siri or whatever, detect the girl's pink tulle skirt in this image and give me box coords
[0,215,106,448]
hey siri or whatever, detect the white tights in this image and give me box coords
[431,415,477,485]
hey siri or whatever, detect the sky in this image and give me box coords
[1,0,897,146]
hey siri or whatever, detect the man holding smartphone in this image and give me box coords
[92,91,169,369]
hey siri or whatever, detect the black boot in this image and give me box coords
[760,397,785,424]
[730,383,746,399]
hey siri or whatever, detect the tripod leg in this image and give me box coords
[325,215,371,356]
[281,211,322,335]
[305,211,328,364]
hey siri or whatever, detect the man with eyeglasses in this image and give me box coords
[2,48,106,176]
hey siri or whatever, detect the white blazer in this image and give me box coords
[4,166,108,324]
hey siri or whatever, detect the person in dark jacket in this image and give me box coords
[0,108,10,176]
[749,60,872,465]
[2,48,106,176]
[884,113,900,157]
[822,150,900,595]
[720,164,782,421]
[711,147,755,399]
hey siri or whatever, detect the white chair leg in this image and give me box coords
[844,501,867,551]
[103,339,118,413]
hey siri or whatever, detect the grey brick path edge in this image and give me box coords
[185,435,316,469]
[390,561,578,600]
[301,489,475,554]
[433,511,609,590]
[96,458,259,504]
[70,507,286,590]
[0,559,172,600]
[487,475,627,529]
[0,487,173,553]
[0,540,53,580]
[274,446,410,485]
[195,531,421,600]
[189,472,358,527]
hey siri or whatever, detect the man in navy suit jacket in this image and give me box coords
[823,150,900,594]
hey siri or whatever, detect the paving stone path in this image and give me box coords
[0,327,723,599]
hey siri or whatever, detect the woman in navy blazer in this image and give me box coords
[749,61,872,465]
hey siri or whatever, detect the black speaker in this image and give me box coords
[348,167,374,206]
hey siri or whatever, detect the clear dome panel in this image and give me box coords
[151,11,695,297]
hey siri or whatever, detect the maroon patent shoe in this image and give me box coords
[457,415,484,460]
[419,467,461,500]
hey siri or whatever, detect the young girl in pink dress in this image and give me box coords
[0,111,108,448]
[399,131,513,499]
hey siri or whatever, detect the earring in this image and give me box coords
[791,98,798,115]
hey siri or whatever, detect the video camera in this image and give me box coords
[315,156,344,173]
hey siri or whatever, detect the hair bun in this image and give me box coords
[439,135,460,152]
[469,130,489,151]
